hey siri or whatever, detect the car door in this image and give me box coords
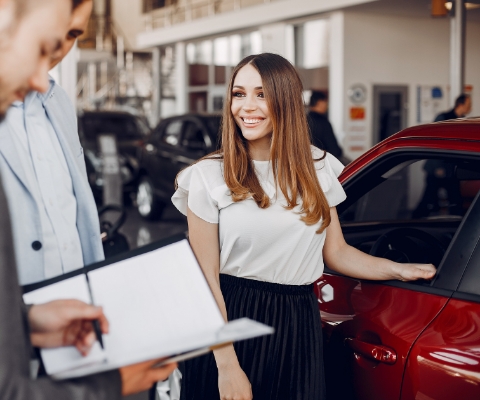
[401,190,480,400]
[319,151,480,400]
[175,117,211,170]
[144,117,184,199]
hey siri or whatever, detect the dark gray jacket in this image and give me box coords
[0,174,121,399]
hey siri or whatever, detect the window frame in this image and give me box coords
[326,148,480,295]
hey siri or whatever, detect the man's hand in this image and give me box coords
[120,360,178,396]
[28,299,109,355]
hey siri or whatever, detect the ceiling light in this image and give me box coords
[445,2,480,11]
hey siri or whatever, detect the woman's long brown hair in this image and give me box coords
[181,53,331,233]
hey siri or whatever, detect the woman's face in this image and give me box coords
[231,64,273,148]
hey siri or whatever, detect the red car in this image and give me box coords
[318,118,480,400]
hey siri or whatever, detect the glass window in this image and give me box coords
[229,35,242,66]
[295,19,330,69]
[81,114,144,141]
[162,120,182,146]
[250,31,262,55]
[182,121,205,150]
[340,159,479,223]
[214,37,229,66]
[339,156,480,269]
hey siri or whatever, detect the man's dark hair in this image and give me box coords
[455,93,470,108]
[72,0,84,9]
[309,90,328,107]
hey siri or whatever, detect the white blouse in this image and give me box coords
[172,147,346,285]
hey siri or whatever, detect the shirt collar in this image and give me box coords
[9,76,56,109]
[36,76,56,104]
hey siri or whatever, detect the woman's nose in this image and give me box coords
[242,95,257,111]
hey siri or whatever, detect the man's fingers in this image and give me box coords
[149,362,178,382]
[57,300,109,332]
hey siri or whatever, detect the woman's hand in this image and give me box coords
[324,208,438,282]
[391,263,436,282]
[218,363,253,400]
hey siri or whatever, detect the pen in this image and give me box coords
[85,274,104,349]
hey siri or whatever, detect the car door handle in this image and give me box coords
[345,338,397,365]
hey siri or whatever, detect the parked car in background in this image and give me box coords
[319,118,480,400]
[77,110,151,202]
[136,113,221,219]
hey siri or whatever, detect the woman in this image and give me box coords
[172,53,435,400]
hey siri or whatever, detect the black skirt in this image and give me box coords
[180,274,326,400]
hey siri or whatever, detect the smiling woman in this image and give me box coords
[172,53,435,400]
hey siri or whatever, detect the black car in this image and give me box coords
[77,110,151,201]
[136,113,221,219]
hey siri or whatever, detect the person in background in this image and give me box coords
[412,93,472,218]
[172,53,435,400]
[434,93,472,121]
[0,0,176,398]
[307,90,344,161]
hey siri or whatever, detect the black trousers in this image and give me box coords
[180,274,326,400]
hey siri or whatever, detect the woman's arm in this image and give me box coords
[323,207,436,281]
[187,207,252,400]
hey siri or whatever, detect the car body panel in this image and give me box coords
[401,298,480,400]
[317,275,450,399]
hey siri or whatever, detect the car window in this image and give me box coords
[206,116,221,138]
[338,155,480,271]
[181,121,206,150]
[81,114,144,141]
[341,158,480,223]
[161,120,183,146]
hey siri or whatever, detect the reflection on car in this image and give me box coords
[319,118,480,400]
[136,113,221,220]
[77,110,151,201]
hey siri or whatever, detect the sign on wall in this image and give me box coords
[417,85,446,123]
[345,84,368,154]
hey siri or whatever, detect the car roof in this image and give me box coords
[389,117,480,142]
[341,117,480,182]
[80,110,140,118]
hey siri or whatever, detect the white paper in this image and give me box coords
[24,239,273,379]
[23,275,107,374]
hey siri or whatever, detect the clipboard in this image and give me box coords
[23,233,273,379]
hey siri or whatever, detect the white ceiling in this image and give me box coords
[346,0,480,21]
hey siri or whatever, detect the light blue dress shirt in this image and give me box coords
[7,91,84,279]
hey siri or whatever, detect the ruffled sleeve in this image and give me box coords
[313,147,347,208]
[172,160,232,223]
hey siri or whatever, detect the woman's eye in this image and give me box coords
[257,92,265,98]
[232,92,244,97]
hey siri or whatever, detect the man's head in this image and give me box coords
[309,90,328,114]
[454,94,472,117]
[50,0,93,69]
[0,0,71,121]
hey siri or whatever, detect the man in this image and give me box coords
[434,93,472,121]
[0,0,103,285]
[0,0,176,398]
[307,90,344,160]
[412,94,472,218]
